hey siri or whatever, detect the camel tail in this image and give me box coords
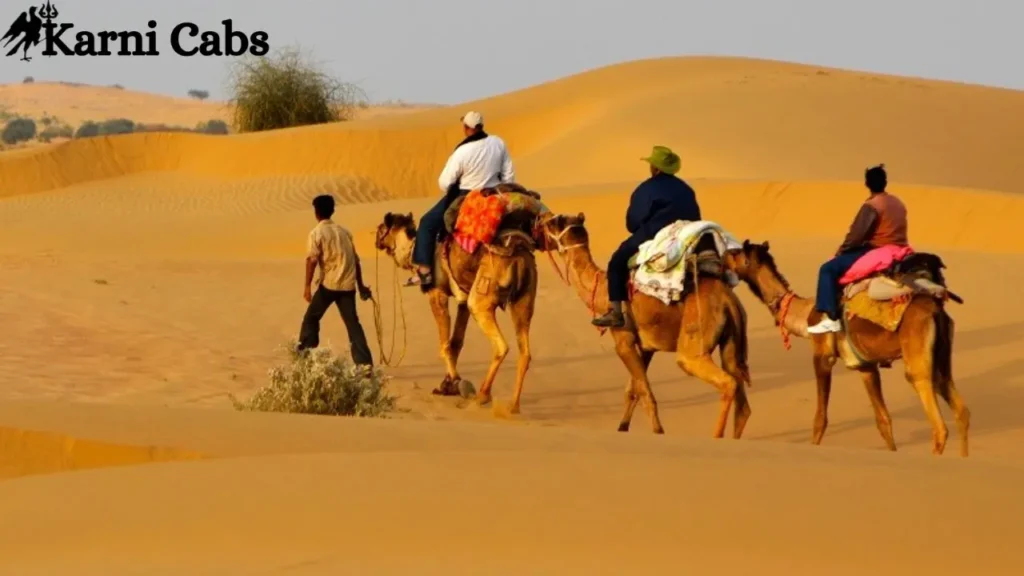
[931,307,955,388]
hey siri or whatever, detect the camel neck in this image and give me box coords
[746,268,812,339]
[561,246,610,315]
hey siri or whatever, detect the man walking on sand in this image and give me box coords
[298,194,374,368]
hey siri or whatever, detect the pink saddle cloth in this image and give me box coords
[839,244,915,285]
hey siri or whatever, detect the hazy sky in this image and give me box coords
[1,0,1021,104]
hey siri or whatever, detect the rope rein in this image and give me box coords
[544,224,607,336]
[371,245,408,367]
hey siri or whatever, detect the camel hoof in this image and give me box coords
[507,403,520,415]
[472,394,492,407]
[431,376,461,396]
[617,423,630,432]
[456,378,476,398]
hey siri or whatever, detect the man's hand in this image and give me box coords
[359,284,372,301]
[304,286,312,303]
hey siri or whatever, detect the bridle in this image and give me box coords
[544,223,587,254]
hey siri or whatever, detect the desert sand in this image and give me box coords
[2,56,1024,574]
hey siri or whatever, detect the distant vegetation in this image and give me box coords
[187,89,210,100]
[230,341,397,417]
[23,76,33,83]
[2,117,36,144]
[226,45,366,133]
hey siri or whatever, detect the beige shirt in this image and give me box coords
[307,219,358,291]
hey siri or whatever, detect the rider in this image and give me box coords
[806,164,908,334]
[412,111,515,288]
[592,145,704,328]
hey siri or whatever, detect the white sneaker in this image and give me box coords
[807,317,842,334]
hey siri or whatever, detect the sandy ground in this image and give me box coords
[1,56,1024,574]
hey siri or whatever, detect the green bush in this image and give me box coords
[2,118,37,144]
[227,45,366,133]
[188,89,210,100]
[99,118,135,135]
[230,340,396,417]
[195,119,229,134]
[74,121,100,138]
[135,123,192,133]
[39,124,73,140]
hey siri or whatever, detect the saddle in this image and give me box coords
[628,233,732,305]
[837,251,958,358]
[442,183,548,254]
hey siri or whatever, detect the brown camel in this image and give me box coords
[723,240,970,456]
[374,185,543,413]
[540,212,752,438]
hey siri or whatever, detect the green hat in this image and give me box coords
[640,146,680,175]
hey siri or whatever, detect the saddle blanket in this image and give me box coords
[839,244,915,286]
[632,220,742,306]
[451,187,550,254]
[843,289,913,331]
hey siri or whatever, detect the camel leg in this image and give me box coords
[467,298,507,408]
[448,302,471,366]
[617,348,654,433]
[811,353,834,445]
[932,312,969,457]
[427,290,460,396]
[936,379,970,457]
[719,334,751,439]
[677,353,740,439]
[903,320,949,455]
[613,335,664,434]
[856,366,896,451]
[506,292,535,415]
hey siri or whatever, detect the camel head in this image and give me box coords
[538,212,589,254]
[724,240,791,299]
[375,211,417,268]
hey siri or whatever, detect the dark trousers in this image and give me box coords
[298,285,373,366]
[607,233,646,302]
[413,187,469,268]
[814,248,871,319]
[413,197,447,268]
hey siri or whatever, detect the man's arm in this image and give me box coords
[499,144,515,183]
[304,231,320,298]
[437,149,464,192]
[836,204,878,254]
[624,183,649,234]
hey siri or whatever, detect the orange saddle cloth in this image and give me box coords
[454,189,507,247]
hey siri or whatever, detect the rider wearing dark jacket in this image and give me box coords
[592,146,703,328]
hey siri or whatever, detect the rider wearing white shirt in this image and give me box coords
[412,111,515,288]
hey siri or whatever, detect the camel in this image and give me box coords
[540,212,752,438]
[723,240,970,456]
[374,184,544,413]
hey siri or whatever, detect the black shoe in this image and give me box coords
[417,269,434,289]
[592,309,625,328]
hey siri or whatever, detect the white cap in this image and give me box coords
[461,110,483,128]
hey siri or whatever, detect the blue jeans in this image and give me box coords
[815,248,871,319]
[607,233,645,302]
[413,197,448,268]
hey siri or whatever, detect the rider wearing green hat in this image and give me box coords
[592,145,704,328]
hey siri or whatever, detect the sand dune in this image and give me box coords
[2,56,1024,574]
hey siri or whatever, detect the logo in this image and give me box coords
[1,2,270,62]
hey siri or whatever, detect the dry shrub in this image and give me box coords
[226,45,366,133]
[2,118,36,144]
[230,340,396,417]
